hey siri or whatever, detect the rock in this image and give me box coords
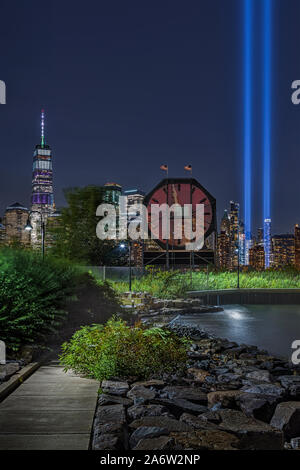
[217,373,242,384]
[127,404,171,421]
[187,368,210,383]
[94,404,126,425]
[93,434,123,450]
[98,394,132,406]
[241,383,285,398]
[133,436,174,450]
[129,416,192,433]
[132,379,165,388]
[151,398,207,417]
[170,430,239,450]
[290,437,300,450]
[278,375,300,399]
[245,370,273,383]
[197,410,222,424]
[270,402,300,440]
[127,385,156,404]
[179,413,220,430]
[217,409,284,450]
[207,390,242,409]
[161,386,207,404]
[237,393,278,423]
[101,380,129,396]
[130,426,169,449]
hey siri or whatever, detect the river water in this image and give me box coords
[178,305,300,359]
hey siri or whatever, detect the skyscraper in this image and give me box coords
[264,218,272,268]
[295,224,300,269]
[31,110,55,245]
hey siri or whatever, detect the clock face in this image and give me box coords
[144,178,216,250]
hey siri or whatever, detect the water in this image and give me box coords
[178,305,300,359]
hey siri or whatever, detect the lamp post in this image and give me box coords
[24,210,45,260]
[120,241,132,291]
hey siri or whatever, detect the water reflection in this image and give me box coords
[179,304,300,359]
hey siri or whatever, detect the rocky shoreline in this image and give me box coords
[91,318,300,451]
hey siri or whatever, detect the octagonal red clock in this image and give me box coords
[144,178,216,250]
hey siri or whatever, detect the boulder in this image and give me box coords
[290,437,300,450]
[93,433,123,450]
[94,404,126,425]
[101,380,129,396]
[207,390,242,409]
[127,404,171,421]
[241,383,285,398]
[187,368,210,383]
[151,398,207,417]
[179,413,220,430]
[129,416,191,433]
[245,370,273,383]
[161,386,207,404]
[218,409,284,450]
[133,436,174,450]
[270,402,300,440]
[278,375,300,399]
[237,393,278,423]
[170,430,239,450]
[98,394,132,406]
[130,426,169,449]
[127,385,156,404]
[132,379,165,388]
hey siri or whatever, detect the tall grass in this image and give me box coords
[109,268,300,299]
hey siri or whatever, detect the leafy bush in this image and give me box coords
[0,248,81,351]
[60,318,190,381]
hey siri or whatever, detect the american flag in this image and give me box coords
[184,165,192,171]
[160,164,168,171]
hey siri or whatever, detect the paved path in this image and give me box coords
[0,361,99,450]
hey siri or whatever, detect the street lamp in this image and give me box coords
[24,211,45,260]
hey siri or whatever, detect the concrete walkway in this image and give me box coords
[0,361,99,450]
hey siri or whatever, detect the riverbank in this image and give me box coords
[91,318,300,451]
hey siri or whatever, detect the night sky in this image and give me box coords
[0,0,300,235]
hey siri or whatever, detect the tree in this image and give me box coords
[48,186,125,265]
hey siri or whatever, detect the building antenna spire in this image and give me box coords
[41,109,45,148]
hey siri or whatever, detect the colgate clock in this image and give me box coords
[144,178,216,251]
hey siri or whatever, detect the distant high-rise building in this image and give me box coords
[249,244,265,270]
[103,182,122,206]
[220,209,230,235]
[229,201,240,268]
[124,188,145,207]
[4,202,31,246]
[264,218,272,268]
[217,230,230,269]
[271,234,295,268]
[31,110,55,246]
[295,224,300,269]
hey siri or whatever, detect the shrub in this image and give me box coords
[0,248,81,351]
[60,318,190,381]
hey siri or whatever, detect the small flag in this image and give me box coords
[160,164,168,171]
[184,165,192,171]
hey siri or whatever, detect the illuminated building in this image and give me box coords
[217,230,230,269]
[295,224,300,269]
[103,182,122,206]
[249,244,265,270]
[264,218,272,268]
[229,201,240,268]
[124,189,145,207]
[31,110,55,246]
[3,203,31,246]
[271,234,295,268]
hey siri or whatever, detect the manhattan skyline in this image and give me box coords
[1,0,300,234]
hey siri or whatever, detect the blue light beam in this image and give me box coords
[263,0,272,267]
[243,0,253,262]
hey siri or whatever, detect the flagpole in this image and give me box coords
[166,165,169,270]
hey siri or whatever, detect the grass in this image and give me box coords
[106,267,300,299]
